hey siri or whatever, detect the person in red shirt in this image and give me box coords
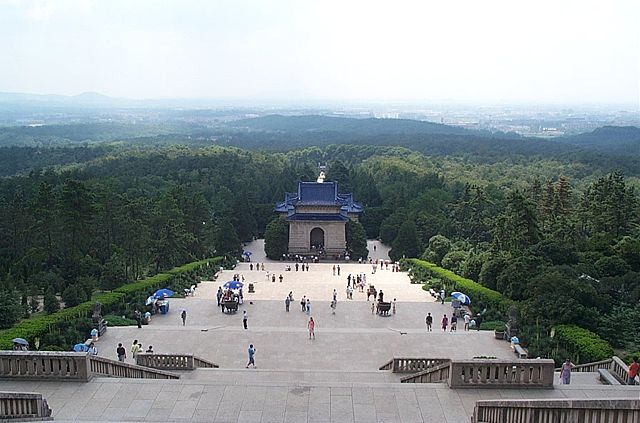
[628,356,639,385]
[308,317,315,340]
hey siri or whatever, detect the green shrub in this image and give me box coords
[553,324,614,364]
[403,258,512,314]
[103,314,137,327]
[478,320,506,331]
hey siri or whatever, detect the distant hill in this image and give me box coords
[556,126,640,155]
[229,114,494,137]
[0,91,122,107]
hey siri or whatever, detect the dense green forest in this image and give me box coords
[0,116,639,360]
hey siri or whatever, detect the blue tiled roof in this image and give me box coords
[274,181,364,214]
[297,182,338,205]
[287,213,349,222]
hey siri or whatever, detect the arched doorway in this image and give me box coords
[310,227,325,250]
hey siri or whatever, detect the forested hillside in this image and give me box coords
[0,119,639,359]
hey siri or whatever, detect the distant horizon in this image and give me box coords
[1,89,638,111]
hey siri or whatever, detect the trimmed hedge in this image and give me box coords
[403,258,512,314]
[0,257,223,350]
[402,258,616,364]
[553,324,614,363]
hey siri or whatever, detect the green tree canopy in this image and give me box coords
[264,217,289,259]
[346,220,368,260]
[389,220,421,261]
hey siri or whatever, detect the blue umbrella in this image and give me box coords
[451,292,471,305]
[223,280,244,290]
[154,288,174,298]
[243,251,252,256]
[73,343,89,352]
[12,338,28,346]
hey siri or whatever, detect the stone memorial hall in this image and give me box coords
[274,169,363,255]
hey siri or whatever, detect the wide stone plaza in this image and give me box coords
[1,240,638,422]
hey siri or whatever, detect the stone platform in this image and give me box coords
[2,377,638,423]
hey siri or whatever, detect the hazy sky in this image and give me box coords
[1,0,638,105]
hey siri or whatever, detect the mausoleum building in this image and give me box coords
[274,174,363,255]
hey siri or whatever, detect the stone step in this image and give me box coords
[179,367,403,384]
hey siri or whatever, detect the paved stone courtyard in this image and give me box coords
[3,240,637,422]
[91,240,515,370]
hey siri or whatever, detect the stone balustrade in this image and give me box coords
[559,357,613,373]
[0,391,52,421]
[193,356,218,369]
[0,351,90,381]
[135,353,218,370]
[609,356,630,384]
[89,356,179,379]
[401,361,451,383]
[472,399,640,423]
[0,352,179,381]
[449,359,555,389]
[380,358,450,374]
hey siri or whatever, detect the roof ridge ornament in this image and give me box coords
[317,163,327,183]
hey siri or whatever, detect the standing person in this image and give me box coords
[134,309,142,328]
[295,263,299,271]
[337,265,341,276]
[332,265,336,276]
[301,296,306,312]
[243,310,248,330]
[332,289,337,302]
[560,359,575,384]
[392,299,397,315]
[463,314,471,331]
[272,274,276,283]
[440,290,445,305]
[131,340,141,359]
[216,287,223,307]
[246,344,256,368]
[308,317,315,339]
[373,244,377,252]
[627,356,639,385]
[330,299,336,314]
[450,315,457,331]
[261,263,264,271]
[116,343,126,362]
[425,313,433,331]
[441,314,449,332]
[279,274,283,283]
[285,296,290,312]
[371,302,375,314]
[378,290,384,303]
[305,263,309,271]
[181,309,187,326]
[306,299,311,315]
[475,314,483,331]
